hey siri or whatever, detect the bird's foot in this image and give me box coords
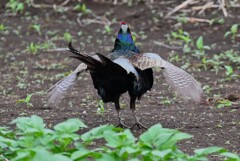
[130,121,147,130]
[116,120,130,129]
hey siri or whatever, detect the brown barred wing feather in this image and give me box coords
[47,63,87,106]
[131,52,203,102]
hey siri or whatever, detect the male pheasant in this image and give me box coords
[48,22,203,128]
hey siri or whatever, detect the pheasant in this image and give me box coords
[47,22,203,129]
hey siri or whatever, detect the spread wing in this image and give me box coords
[131,53,203,102]
[47,63,87,106]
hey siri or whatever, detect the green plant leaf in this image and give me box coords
[231,24,238,34]
[196,36,203,49]
[12,150,33,161]
[96,153,119,161]
[54,118,86,133]
[194,147,224,156]
[220,152,240,160]
[224,31,231,38]
[151,149,172,158]
[26,94,33,103]
[11,115,45,133]
[71,149,92,160]
[64,32,72,42]
[81,125,115,141]
[32,147,73,161]
[224,65,233,75]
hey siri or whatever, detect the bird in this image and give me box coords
[47,22,203,129]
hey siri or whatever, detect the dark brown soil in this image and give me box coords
[0,0,239,156]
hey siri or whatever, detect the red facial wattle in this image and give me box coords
[121,21,127,25]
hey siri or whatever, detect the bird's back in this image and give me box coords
[109,50,154,100]
[89,55,136,102]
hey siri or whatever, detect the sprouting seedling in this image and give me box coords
[171,29,192,44]
[27,42,41,54]
[64,32,72,42]
[224,65,233,76]
[73,3,91,14]
[104,25,112,34]
[31,24,41,35]
[195,36,211,56]
[16,94,33,107]
[171,29,192,54]
[0,24,8,31]
[224,24,238,41]
[224,65,239,81]
[201,56,221,72]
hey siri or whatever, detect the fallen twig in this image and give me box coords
[165,0,196,18]
[219,0,228,17]
[191,4,218,11]
[192,1,218,15]
[165,0,230,18]
[192,0,228,17]
[170,16,211,24]
[47,48,69,52]
[77,12,115,27]
[30,0,70,9]
[153,41,182,50]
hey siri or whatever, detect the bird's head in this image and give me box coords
[117,21,132,38]
[120,21,129,34]
[112,21,140,53]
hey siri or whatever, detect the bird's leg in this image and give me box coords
[114,98,129,128]
[130,109,147,130]
[130,97,147,130]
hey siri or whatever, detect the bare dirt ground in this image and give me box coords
[0,0,239,155]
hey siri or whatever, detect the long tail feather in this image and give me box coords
[68,43,102,69]
[96,53,113,65]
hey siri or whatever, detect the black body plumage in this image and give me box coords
[68,42,153,103]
